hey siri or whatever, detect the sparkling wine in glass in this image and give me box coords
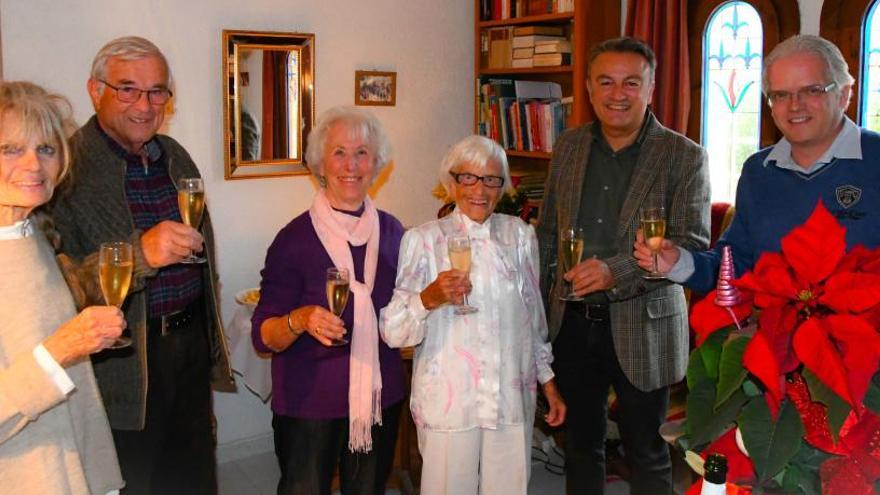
[325,267,351,346]
[99,241,133,349]
[447,235,478,315]
[641,206,667,280]
[559,227,584,301]
[177,177,206,264]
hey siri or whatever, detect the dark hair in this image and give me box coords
[588,37,656,79]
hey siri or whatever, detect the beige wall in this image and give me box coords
[1,0,473,454]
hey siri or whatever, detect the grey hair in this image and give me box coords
[90,36,173,90]
[762,35,854,94]
[0,81,76,185]
[588,36,656,81]
[438,135,513,196]
[304,106,392,183]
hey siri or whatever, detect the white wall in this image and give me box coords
[0,0,473,454]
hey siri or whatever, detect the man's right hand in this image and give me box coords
[141,220,204,268]
[633,229,681,274]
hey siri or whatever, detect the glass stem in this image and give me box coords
[652,251,659,274]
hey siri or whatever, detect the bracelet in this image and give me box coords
[286,312,303,336]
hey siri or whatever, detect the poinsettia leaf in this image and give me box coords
[686,384,748,449]
[739,254,800,306]
[783,443,828,495]
[824,314,880,405]
[819,272,880,313]
[865,371,880,415]
[688,335,719,390]
[739,396,805,483]
[742,378,762,397]
[793,318,855,407]
[780,201,847,286]
[690,293,746,346]
[803,368,852,441]
[743,331,784,416]
[716,336,750,408]
[758,306,800,373]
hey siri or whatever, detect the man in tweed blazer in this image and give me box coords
[537,37,710,495]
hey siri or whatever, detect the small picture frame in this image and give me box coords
[354,70,396,106]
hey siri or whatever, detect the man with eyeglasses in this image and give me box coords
[51,36,233,494]
[537,37,710,495]
[634,34,880,295]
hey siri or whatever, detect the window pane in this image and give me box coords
[862,0,880,131]
[701,1,763,204]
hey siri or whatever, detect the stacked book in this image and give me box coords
[511,25,567,68]
[512,173,547,224]
[477,79,568,153]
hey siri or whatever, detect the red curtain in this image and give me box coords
[260,52,289,160]
[625,0,690,134]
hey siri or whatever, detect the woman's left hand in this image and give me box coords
[541,379,566,427]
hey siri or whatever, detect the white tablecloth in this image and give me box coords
[226,304,272,401]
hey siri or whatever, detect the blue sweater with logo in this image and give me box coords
[688,128,880,293]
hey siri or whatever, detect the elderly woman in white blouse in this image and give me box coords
[382,135,565,495]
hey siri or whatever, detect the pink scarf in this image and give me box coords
[309,189,382,452]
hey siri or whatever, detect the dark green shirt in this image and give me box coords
[576,117,650,302]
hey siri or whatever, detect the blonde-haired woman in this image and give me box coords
[0,81,124,494]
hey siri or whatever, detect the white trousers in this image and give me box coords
[417,423,529,495]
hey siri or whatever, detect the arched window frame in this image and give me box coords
[688,0,800,148]
[821,0,875,125]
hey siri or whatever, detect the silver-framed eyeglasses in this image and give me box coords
[766,82,836,107]
[449,171,505,188]
[99,79,173,105]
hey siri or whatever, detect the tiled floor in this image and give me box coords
[217,448,630,494]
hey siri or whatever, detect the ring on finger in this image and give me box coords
[316,326,321,336]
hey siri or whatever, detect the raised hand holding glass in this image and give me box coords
[99,241,133,348]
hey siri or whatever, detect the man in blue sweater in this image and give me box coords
[634,34,880,290]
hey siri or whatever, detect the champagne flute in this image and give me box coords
[559,227,584,301]
[177,177,207,264]
[641,206,667,280]
[447,235,478,315]
[99,241,133,349]
[325,267,351,346]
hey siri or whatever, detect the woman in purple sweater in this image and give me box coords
[251,106,405,495]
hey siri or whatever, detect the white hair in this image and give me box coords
[304,106,392,183]
[438,135,513,196]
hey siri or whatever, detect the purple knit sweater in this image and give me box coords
[251,209,405,418]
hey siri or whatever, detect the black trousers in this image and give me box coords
[273,401,402,495]
[553,308,672,495]
[112,309,216,495]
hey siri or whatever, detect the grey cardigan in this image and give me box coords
[51,116,234,430]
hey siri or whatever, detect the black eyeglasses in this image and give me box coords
[766,82,836,107]
[449,171,505,188]
[99,79,173,105]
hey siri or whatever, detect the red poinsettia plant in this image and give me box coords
[681,202,880,495]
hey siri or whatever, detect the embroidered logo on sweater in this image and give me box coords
[836,185,862,209]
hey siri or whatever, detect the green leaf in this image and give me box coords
[739,397,805,483]
[686,386,747,449]
[803,369,850,441]
[715,336,750,408]
[700,327,731,381]
[865,370,880,415]
[742,378,762,397]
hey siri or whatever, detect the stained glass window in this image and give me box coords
[862,0,880,131]
[702,1,763,203]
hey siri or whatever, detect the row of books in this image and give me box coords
[477,78,571,153]
[512,173,546,224]
[483,25,571,69]
[479,0,574,21]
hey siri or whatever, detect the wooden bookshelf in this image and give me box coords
[474,0,620,172]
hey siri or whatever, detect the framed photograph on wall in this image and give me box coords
[354,70,396,106]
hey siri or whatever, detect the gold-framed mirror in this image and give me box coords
[222,30,315,179]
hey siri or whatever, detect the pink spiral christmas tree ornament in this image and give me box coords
[714,245,743,330]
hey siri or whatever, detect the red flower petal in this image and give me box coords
[820,272,880,313]
[757,307,800,373]
[780,202,846,286]
[736,254,798,308]
[793,318,855,408]
[743,331,784,417]
[824,314,880,405]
